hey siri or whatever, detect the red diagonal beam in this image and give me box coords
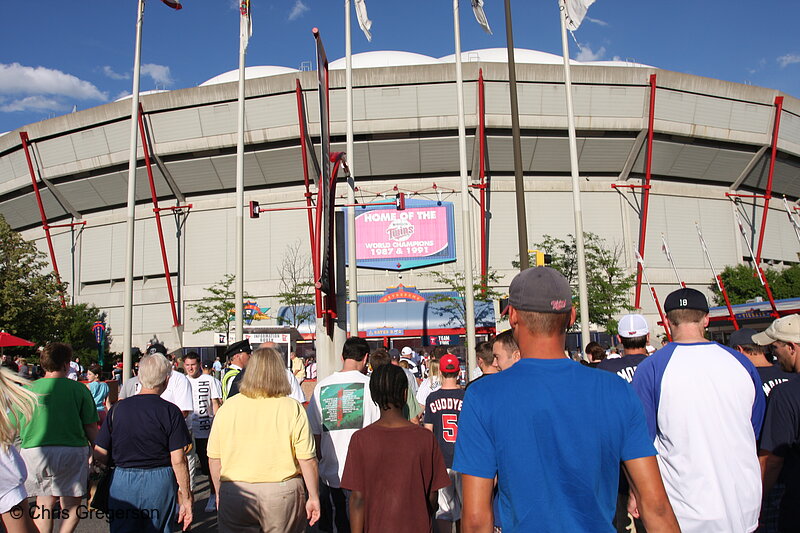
[755,96,784,265]
[634,74,657,309]
[19,132,66,307]
[138,105,180,327]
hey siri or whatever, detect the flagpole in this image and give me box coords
[234,8,247,343]
[558,0,591,352]
[453,0,478,379]
[345,0,359,339]
[503,0,529,271]
[122,0,146,382]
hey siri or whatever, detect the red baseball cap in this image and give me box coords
[440,353,460,373]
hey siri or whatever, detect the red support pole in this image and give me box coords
[717,275,740,330]
[296,80,322,318]
[634,74,657,309]
[651,287,671,342]
[137,106,180,328]
[478,69,488,295]
[755,96,784,266]
[19,132,66,307]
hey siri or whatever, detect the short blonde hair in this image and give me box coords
[240,347,291,399]
[138,354,172,389]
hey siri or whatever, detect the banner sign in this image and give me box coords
[345,199,456,270]
[366,328,404,336]
[424,335,461,346]
[216,332,291,345]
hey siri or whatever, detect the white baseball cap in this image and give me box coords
[401,346,414,356]
[618,314,649,338]
[752,314,800,345]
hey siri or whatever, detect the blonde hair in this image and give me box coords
[0,369,37,451]
[240,347,291,399]
[427,359,440,381]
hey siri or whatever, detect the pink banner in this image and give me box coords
[355,206,449,260]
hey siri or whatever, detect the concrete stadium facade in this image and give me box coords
[1,48,799,351]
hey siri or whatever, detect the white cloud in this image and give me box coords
[102,66,130,80]
[777,53,800,68]
[114,90,131,101]
[0,63,106,100]
[288,0,309,21]
[0,95,66,113]
[576,45,606,62]
[140,63,174,86]
[586,17,608,27]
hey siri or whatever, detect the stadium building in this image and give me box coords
[1,48,799,354]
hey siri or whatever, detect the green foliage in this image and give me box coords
[711,263,800,305]
[0,215,108,360]
[426,269,502,330]
[513,233,635,333]
[276,241,315,329]
[189,274,251,344]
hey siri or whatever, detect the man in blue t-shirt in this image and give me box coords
[454,267,679,533]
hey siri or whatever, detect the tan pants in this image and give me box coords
[218,476,306,533]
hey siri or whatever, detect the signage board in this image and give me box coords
[345,199,456,270]
[366,328,404,337]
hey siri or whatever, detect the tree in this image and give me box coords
[426,269,502,331]
[0,215,107,359]
[0,215,64,352]
[276,241,315,330]
[514,233,635,333]
[711,263,800,306]
[189,274,251,345]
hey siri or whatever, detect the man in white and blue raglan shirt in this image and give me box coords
[455,267,680,532]
[632,287,766,533]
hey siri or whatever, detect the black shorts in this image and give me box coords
[194,437,210,476]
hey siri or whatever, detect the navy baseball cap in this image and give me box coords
[224,339,251,359]
[663,288,709,313]
[728,328,757,348]
[508,267,572,314]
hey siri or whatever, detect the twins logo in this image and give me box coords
[550,299,568,311]
[386,218,415,242]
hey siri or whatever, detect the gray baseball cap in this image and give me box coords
[508,267,572,314]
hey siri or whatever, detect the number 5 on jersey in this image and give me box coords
[442,413,459,443]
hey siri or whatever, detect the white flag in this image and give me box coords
[240,0,253,51]
[354,0,373,42]
[562,0,595,31]
[471,0,492,35]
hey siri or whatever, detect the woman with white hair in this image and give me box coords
[93,354,193,532]
[208,346,320,532]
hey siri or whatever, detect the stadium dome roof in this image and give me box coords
[439,48,573,65]
[200,65,299,86]
[114,89,171,102]
[329,51,440,70]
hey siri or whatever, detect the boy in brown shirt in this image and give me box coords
[341,364,450,532]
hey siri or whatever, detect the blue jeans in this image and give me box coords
[108,466,177,533]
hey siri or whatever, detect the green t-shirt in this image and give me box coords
[18,378,99,448]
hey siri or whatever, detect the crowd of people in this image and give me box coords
[0,266,800,532]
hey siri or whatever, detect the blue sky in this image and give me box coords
[1,0,798,134]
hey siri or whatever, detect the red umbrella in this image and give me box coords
[0,332,35,348]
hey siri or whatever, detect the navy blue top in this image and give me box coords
[423,388,465,468]
[596,354,647,383]
[96,394,191,469]
[453,357,655,532]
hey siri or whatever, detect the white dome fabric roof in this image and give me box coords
[329,51,440,70]
[439,48,578,65]
[114,89,170,102]
[200,65,299,86]
[586,60,654,68]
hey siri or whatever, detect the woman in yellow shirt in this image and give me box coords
[208,347,320,532]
